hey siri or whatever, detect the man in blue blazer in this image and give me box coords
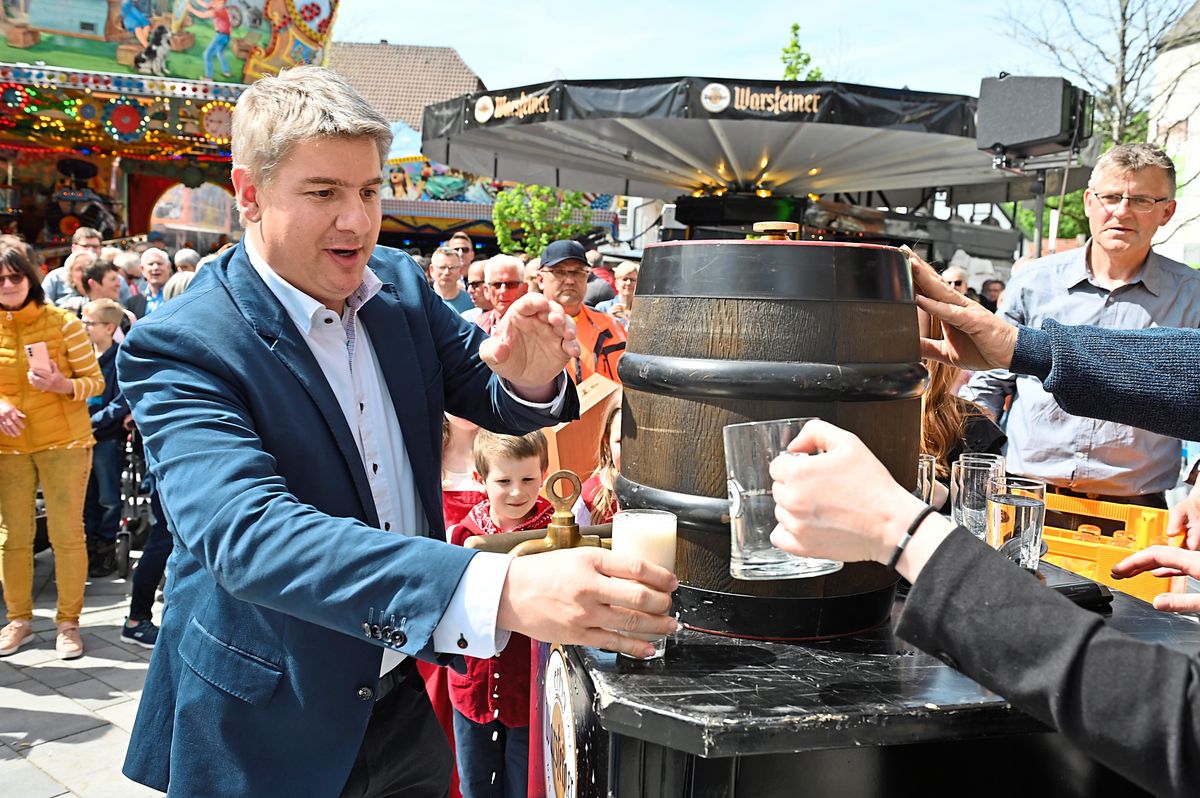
[116,67,677,797]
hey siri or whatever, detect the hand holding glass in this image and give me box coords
[724,418,843,580]
[608,509,677,660]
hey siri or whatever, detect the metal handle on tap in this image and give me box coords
[461,469,612,555]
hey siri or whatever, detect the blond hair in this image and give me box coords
[232,65,391,189]
[83,297,124,326]
[473,430,549,480]
[613,262,639,280]
[589,402,622,521]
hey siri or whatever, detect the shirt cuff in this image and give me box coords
[500,370,569,415]
[432,550,514,658]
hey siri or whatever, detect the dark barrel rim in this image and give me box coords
[676,582,897,641]
[644,240,900,251]
[636,239,914,302]
[616,474,729,533]
[618,353,928,402]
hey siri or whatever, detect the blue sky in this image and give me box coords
[332,0,1060,98]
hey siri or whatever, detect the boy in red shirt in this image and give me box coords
[447,430,552,798]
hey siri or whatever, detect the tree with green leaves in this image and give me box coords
[781,23,824,82]
[491,183,593,256]
[1003,1,1193,243]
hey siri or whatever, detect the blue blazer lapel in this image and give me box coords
[358,280,441,536]
[217,246,380,527]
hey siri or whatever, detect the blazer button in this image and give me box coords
[390,630,407,647]
[357,686,374,701]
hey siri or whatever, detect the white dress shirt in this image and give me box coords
[245,239,562,675]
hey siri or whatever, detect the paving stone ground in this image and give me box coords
[0,549,163,797]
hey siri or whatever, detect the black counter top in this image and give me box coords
[576,564,1200,758]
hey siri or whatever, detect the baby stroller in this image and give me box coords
[114,427,154,579]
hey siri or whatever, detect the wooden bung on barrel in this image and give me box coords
[616,223,927,641]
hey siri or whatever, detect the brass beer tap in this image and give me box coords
[462,469,612,555]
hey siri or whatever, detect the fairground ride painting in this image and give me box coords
[0,0,337,83]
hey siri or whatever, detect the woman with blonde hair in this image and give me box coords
[595,262,638,330]
[0,240,103,660]
[576,399,622,525]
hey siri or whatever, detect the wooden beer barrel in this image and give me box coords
[616,238,925,640]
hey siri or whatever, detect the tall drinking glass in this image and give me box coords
[917,454,937,505]
[960,452,1006,474]
[608,509,677,660]
[950,460,1000,541]
[723,418,843,580]
[986,476,1046,572]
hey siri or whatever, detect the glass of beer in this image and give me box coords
[608,509,677,660]
[723,418,843,580]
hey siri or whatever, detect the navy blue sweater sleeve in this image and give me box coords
[1009,319,1200,441]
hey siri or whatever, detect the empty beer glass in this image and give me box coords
[724,418,843,580]
[917,454,937,505]
[950,459,1001,541]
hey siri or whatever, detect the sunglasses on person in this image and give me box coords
[0,272,27,286]
[488,280,523,291]
[949,279,965,287]
[467,280,485,289]
[451,246,472,253]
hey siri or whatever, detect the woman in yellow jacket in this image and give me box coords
[0,241,103,660]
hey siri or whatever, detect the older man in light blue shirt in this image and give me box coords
[964,143,1200,508]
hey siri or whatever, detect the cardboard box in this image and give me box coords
[542,374,621,493]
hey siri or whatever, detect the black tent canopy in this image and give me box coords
[422,77,1082,208]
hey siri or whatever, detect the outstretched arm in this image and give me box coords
[769,419,1200,797]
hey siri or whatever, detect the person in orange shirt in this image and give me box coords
[538,240,626,383]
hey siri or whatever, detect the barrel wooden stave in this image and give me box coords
[618,241,922,637]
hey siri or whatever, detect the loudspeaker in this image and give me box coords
[976,76,1093,158]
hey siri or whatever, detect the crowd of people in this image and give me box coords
[1,61,1199,798]
[0,227,236,661]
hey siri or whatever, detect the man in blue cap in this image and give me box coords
[539,239,626,384]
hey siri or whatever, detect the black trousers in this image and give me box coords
[339,664,453,798]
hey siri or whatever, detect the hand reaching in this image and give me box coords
[1111,545,1200,613]
[904,246,1019,371]
[479,293,579,398]
[1168,482,1200,551]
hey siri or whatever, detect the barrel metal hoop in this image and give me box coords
[618,353,928,402]
[616,474,729,533]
